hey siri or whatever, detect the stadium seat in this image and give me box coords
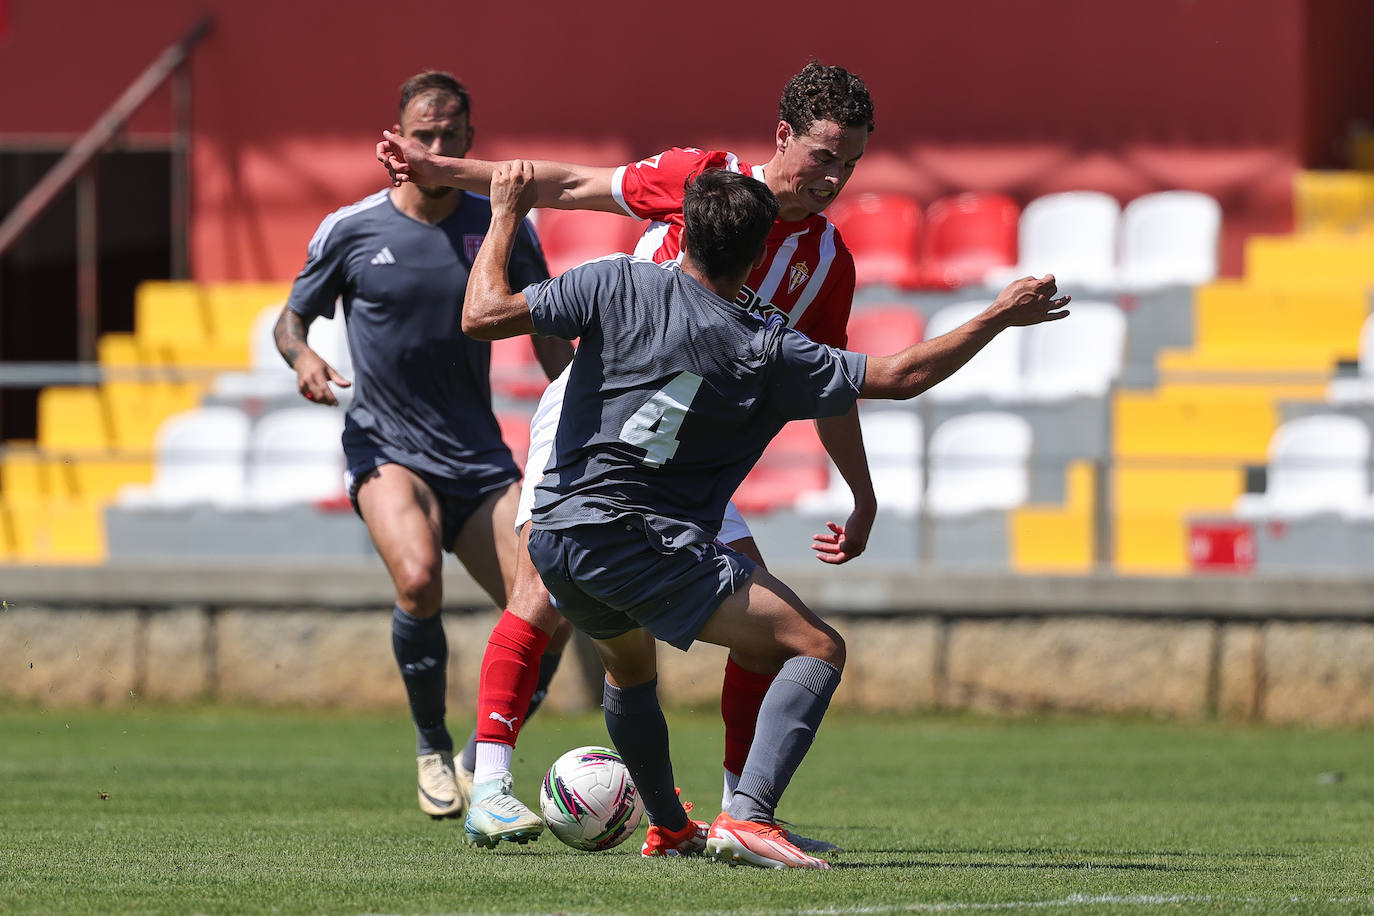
[244,407,347,509]
[489,336,550,399]
[988,191,1120,290]
[1233,414,1372,519]
[213,303,352,402]
[824,192,923,289]
[921,302,1025,402]
[916,192,1019,289]
[1327,313,1374,404]
[115,406,252,509]
[1021,301,1127,400]
[844,306,925,356]
[533,208,641,276]
[496,410,533,471]
[1117,190,1221,290]
[926,412,1032,516]
[732,420,828,514]
[796,409,923,516]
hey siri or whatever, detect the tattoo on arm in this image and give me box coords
[273,308,313,368]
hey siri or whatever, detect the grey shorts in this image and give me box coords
[527,522,756,651]
[345,451,517,549]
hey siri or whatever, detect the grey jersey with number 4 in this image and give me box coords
[525,255,866,551]
[288,189,548,485]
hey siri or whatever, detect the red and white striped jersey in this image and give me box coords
[610,147,856,348]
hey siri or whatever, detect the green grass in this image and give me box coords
[2,705,1373,915]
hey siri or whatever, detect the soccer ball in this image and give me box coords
[539,745,644,851]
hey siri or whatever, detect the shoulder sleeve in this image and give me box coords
[508,216,551,288]
[794,238,856,349]
[285,214,351,320]
[769,328,866,421]
[524,256,625,340]
[611,148,723,221]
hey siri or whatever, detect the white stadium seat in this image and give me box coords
[797,409,923,516]
[1021,301,1127,400]
[1233,414,1372,519]
[922,302,1026,402]
[243,406,347,508]
[926,412,1032,517]
[116,405,252,508]
[1117,190,1222,290]
[987,191,1121,290]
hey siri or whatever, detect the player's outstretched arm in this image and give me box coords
[464,161,541,341]
[377,131,622,212]
[273,306,351,406]
[861,275,1069,401]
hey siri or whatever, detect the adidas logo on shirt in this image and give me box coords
[370,247,396,265]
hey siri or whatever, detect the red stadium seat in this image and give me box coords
[496,409,533,471]
[916,192,1019,289]
[825,192,924,289]
[732,421,828,514]
[844,306,925,357]
[489,337,548,399]
[533,209,643,276]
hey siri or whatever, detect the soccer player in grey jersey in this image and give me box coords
[465,161,1068,869]
[273,72,572,822]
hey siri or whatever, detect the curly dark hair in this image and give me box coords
[778,60,874,135]
[398,70,471,123]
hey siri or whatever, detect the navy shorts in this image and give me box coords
[526,522,756,651]
[345,451,518,550]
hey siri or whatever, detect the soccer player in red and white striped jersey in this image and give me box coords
[380,61,875,854]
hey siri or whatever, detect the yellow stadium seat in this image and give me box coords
[37,386,111,450]
[134,281,210,348]
[1,495,107,564]
[97,333,145,367]
[1113,389,1277,460]
[205,283,291,351]
[1293,171,1374,235]
[1010,460,1098,574]
[1,443,55,499]
[104,380,204,450]
[1245,235,1374,288]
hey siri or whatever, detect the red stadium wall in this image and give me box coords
[0,0,1367,281]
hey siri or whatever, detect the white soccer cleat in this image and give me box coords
[465,774,544,847]
[417,750,467,819]
[456,762,475,805]
[705,812,831,870]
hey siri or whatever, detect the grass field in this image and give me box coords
[3,705,1373,915]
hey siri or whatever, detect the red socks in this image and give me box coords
[721,655,776,775]
[475,612,552,746]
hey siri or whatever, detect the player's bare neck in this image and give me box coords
[390,184,463,225]
[681,257,747,303]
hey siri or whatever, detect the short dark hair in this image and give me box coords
[398,70,471,123]
[682,170,780,280]
[778,60,874,135]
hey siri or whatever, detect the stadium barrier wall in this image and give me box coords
[2,565,1372,726]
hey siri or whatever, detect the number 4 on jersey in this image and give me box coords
[618,372,704,467]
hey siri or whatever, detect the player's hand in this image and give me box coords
[989,274,1070,328]
[489,160,538,220]
[377,129,435,187]
[811,499,874,565]
[294,351,351,407]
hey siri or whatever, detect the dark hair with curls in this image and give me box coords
[682,170,781,280]
[398,70,471,123]
[778,60,874,135]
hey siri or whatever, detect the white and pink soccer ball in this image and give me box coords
[539,745,644,851]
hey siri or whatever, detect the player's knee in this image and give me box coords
[796,625,845,672]
[393,560,442,614]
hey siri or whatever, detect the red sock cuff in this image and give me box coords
[476,612,553,746]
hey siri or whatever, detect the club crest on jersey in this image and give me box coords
[464,235,485,261]
[787,260,811,294]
